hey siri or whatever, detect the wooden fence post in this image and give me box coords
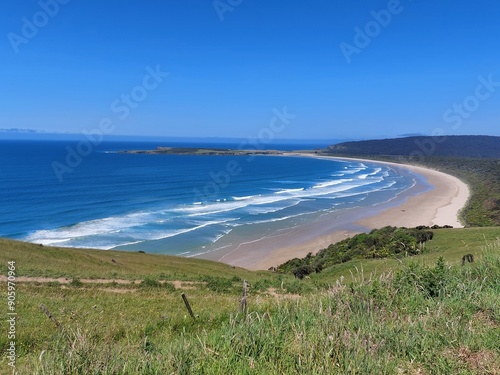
[240,280,248,312]
[181,292,195,319]
[39,303,62,329]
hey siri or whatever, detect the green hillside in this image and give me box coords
[1,229,498,374]
[0,238,270,282]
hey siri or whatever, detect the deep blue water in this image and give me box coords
[0,140,418,256]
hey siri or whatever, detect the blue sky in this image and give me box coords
[1,0,499,140]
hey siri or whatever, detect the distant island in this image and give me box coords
[119,135,500,158]
[118,136,500,228]
[119,147,290,156]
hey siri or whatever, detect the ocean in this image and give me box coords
[0,139,422,257]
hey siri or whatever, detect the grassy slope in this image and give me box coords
[312,227,500,284]
[1,228,499,374]
[0,238,271,282]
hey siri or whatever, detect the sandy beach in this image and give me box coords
[199,156,469,270]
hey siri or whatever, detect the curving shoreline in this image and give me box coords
[198,155,470,270]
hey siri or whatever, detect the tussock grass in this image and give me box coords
[1,234,498,374]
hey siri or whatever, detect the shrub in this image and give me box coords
[394,257,449,298]
[292,265,313,279]
[163,281,176,292]
[140,277,161,288]
[69,278,83,287]
[204,276,234,293]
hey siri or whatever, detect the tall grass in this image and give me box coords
[14,242,499,374]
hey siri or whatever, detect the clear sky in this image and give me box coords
[1,0,499,140]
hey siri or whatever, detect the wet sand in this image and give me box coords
[198,156,469,270]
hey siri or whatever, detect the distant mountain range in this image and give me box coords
[326,135,500,158]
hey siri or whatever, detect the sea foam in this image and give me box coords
[14,150,415,255]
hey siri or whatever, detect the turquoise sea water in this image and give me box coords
[0,140,420,256]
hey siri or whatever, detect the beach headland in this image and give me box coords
[198,155,470,270]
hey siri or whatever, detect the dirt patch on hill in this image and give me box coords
[0,275,206,290]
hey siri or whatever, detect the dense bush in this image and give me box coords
[291,265,314,279]
[278,226,435,277]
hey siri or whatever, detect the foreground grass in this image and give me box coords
[0,232,498,374]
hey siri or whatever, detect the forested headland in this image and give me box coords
[323,135,500,227]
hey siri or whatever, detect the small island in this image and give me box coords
[119,146,290,156]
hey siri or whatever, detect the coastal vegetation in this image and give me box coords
[326,135,500,159]
[324,135,500,227]
[1,228,499,374]
[408,157,500,227]
[378,157,500,227]
[276,226,436,279]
